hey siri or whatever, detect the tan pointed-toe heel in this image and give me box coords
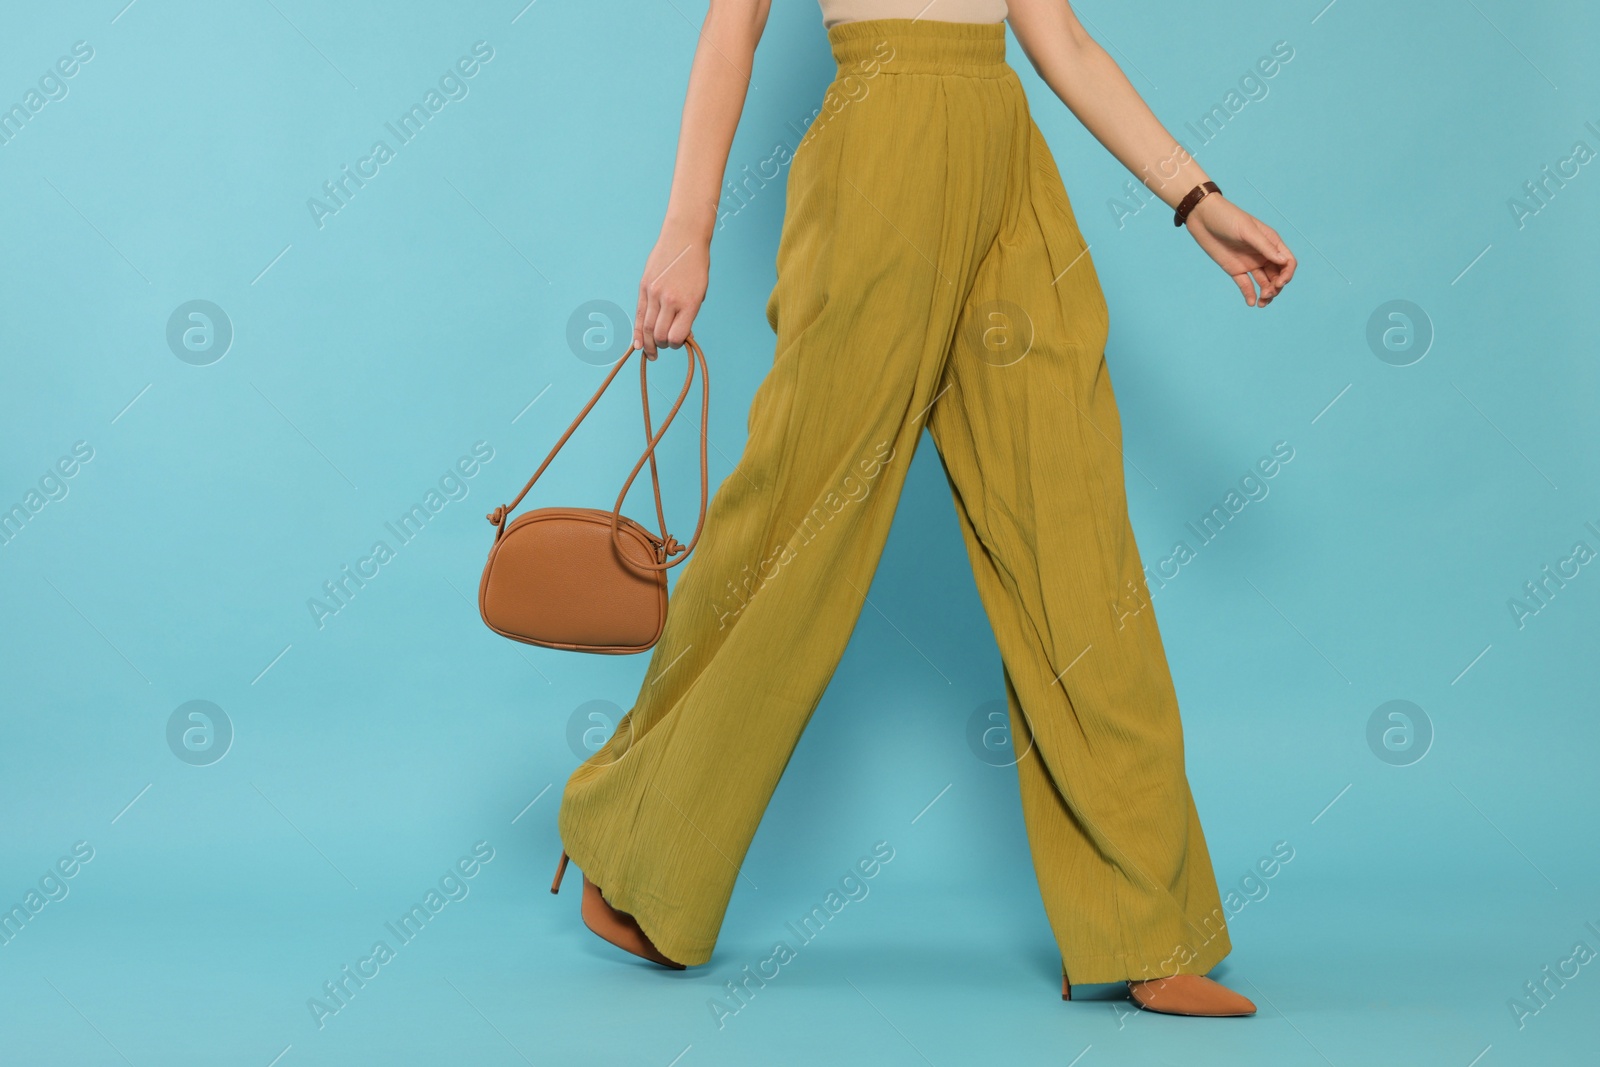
[1061,973,1072,1001]
[1126,974,1255,1017]
[552,850,686,970]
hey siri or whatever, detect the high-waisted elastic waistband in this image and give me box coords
[828,18,1009,78]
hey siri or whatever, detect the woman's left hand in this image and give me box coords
[1184,195,1297,308]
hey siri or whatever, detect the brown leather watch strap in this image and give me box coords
[1174,181,1221,227]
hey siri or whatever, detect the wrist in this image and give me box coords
[1173,180,1222,227]
[1185,191,1227,228]
[662,200,717,246]
[1138,148,1209,209]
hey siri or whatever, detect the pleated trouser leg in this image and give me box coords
[556,18,1231,982]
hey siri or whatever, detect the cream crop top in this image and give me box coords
[817,0,1008,29]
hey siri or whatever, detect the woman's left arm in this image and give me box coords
[1007,0,1296,307]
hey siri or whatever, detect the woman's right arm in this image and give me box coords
[634,0,772,356]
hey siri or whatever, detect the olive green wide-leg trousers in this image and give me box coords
[557,18,1231,984]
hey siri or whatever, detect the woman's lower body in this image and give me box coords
[557,18,1232,986]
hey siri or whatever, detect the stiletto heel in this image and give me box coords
[552,848,686,969]
[1061,974,1072,1001]
[551,850,570,894]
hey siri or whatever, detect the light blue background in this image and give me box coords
[2,1,1596,1064]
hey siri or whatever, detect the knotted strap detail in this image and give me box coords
[487,333,711,573]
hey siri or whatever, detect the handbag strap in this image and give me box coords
[487,333,710,572]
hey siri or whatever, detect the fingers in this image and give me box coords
[650,300,676,354]
[1232,271,1258,307]
[1274,243,1297,289]
[639,278,675,356]
[666,306,695,348]
[1256,222,1291,266]
[642,275,697,354]
[633,285,651,354]
[1261,223,1295,279]
[1250,267,1277,306]
[1253,248,1290,301]
[659,304,697,350]
[1248,219,1296,305]
[636,280,660,357]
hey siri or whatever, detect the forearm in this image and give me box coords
[661,0,771,245]
[1007,1,1209,208]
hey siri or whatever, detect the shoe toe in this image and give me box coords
[1129,974,1256,1017]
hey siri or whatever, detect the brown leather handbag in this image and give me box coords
[478,333,709,654]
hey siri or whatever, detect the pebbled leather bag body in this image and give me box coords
[478,334,709,654]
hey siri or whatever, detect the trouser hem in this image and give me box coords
[1062,933,1233,986]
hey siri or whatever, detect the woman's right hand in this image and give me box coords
[634,229,710,356]
[1183,194,1296,308]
